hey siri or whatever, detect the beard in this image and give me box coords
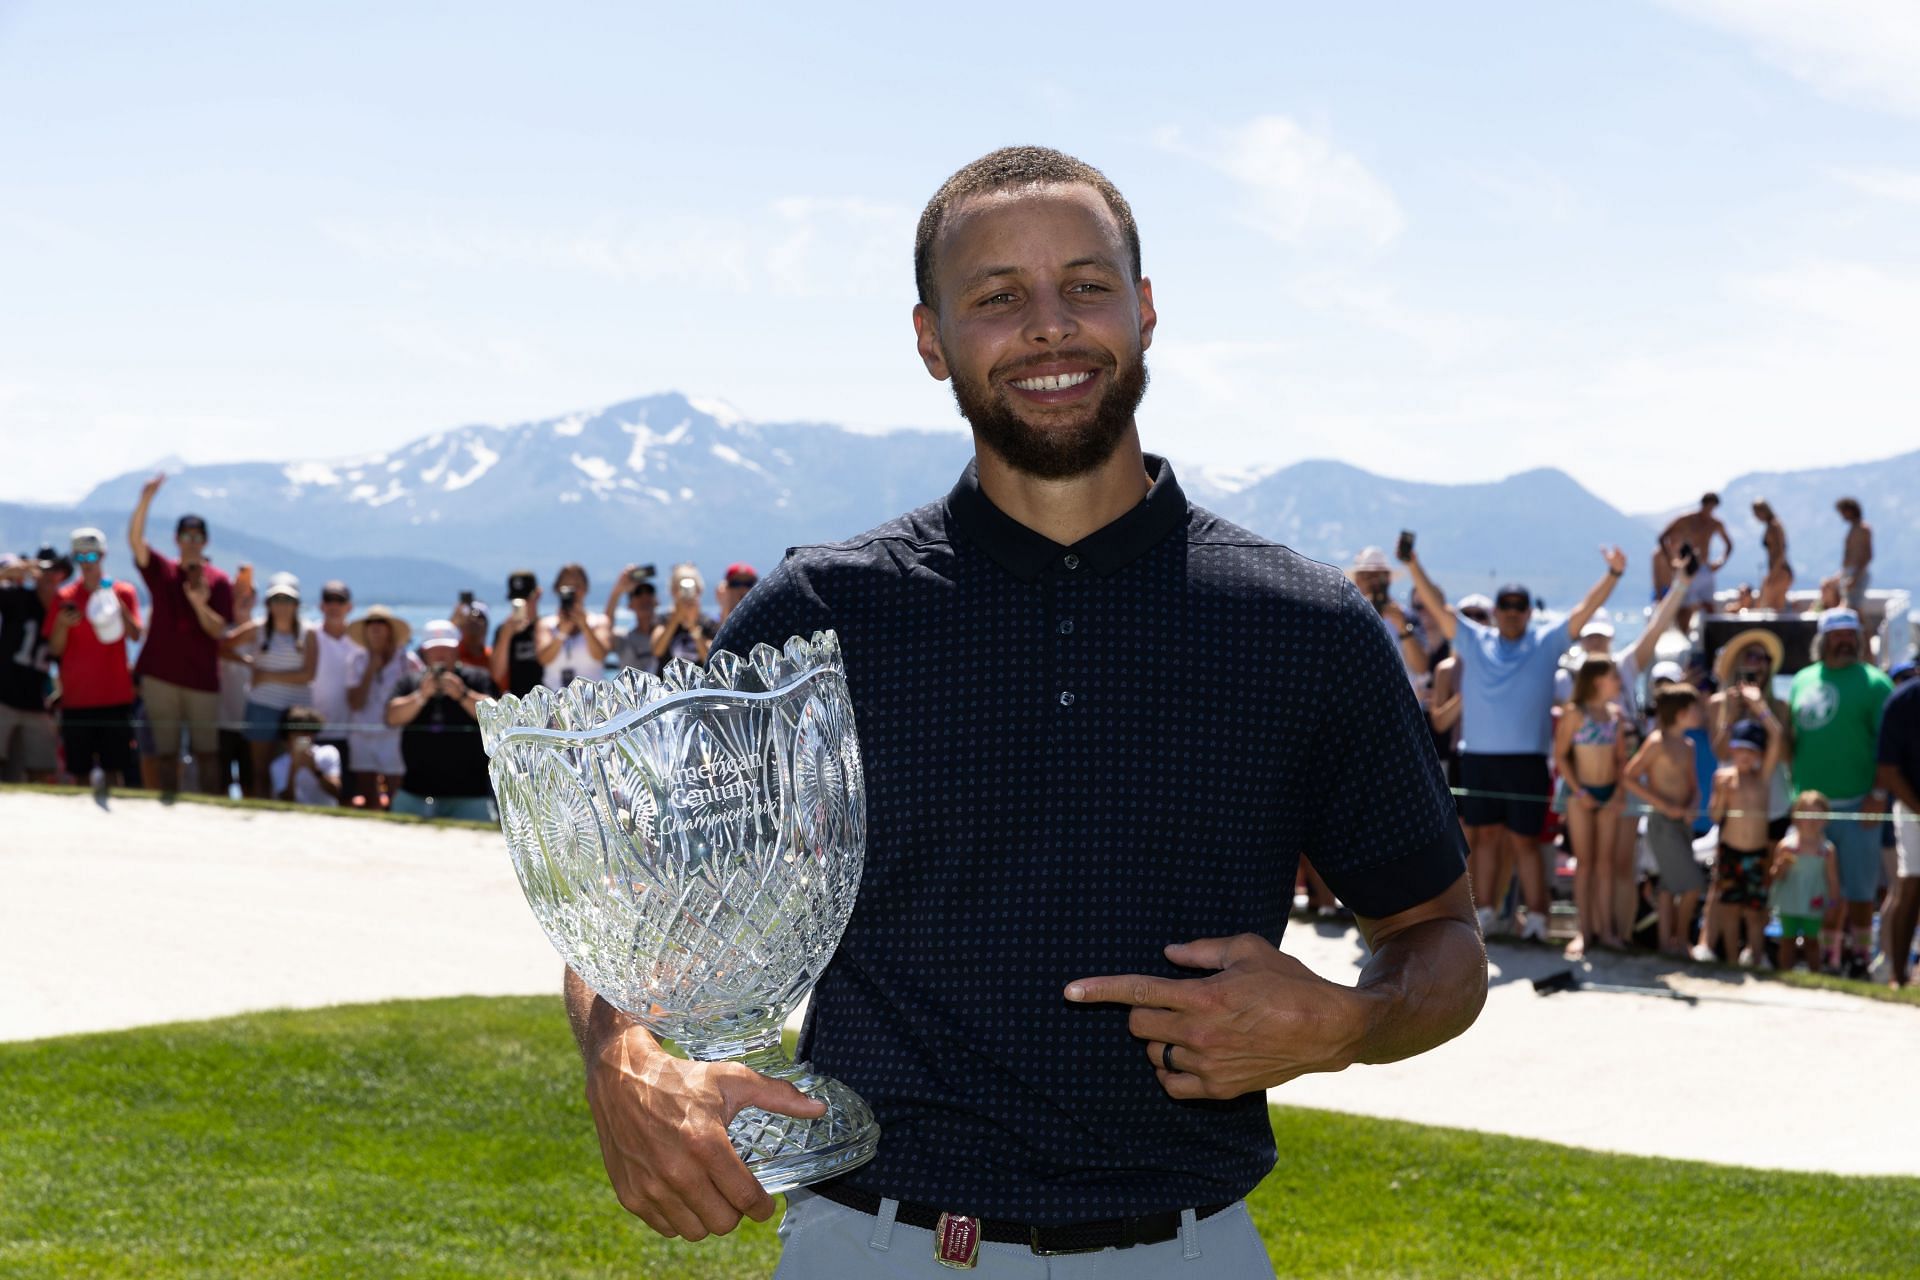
[947,348,1149,481]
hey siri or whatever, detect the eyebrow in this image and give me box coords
[958,256,1123,294]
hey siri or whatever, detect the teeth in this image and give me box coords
[1011,370,1093,392]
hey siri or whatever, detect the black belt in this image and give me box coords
[811,1179,1230,1255]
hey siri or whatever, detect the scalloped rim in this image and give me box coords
[478,628,844,755]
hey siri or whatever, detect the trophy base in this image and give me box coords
[723,1048,881,1194]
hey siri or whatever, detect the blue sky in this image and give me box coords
[4,1,1918,512]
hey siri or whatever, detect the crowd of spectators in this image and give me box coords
[0,474,760,827]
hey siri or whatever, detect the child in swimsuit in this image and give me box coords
[1555,655,1628,957]
[1767,790,1838,972]
[1709,712,1784,966]
[1623,684,1706,957]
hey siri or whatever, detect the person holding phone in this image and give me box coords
[46,528,143,801]
[537,562,611,689]
[490,569,549,697]
[1,549,72,784]
[607,565,662,676]
[1347,545,1427,688]
[650,561,715,666]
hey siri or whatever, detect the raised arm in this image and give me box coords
[127,472,163,571]
[1627,552,1694,672]
[1401,549,1454,641]
[1563,546,1627,639]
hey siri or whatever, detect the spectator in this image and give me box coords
[490,569,548,698]
[1825,497,1873,612]
[127,473,234,797]
[46,528,143,804]
[311,580,362,792]
[1708,714,1783,966]
[539,562,611,689]
[0,549,71,783]
[267,705,342,807]
[1788,607,1893,978]
[1767,791,1839,973]
[608,567,662,676]
[1425,593,1489,794]
[385,620,498,822]
[652,562,716,666]
[1622,684,1706,957]
[1752,499,1792,610]
[1657,493,1732,636]
[214,574,259,797]
[346,605,421,807]
[1348,548,1428,687]
[716,562,759,624]
[225,576,318,798]
[1406,543,1626,939]
[1876,670,1920,987]
[1555,655,1628,956]
[454,599,491,669]
[1708,629,1794,841]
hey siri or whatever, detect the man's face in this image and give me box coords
[1354,570,1390,600]
[1822,628,1860,668]
[176,528,206,561]
[629,588,656,620]
[321,593,352,625]
[1493,595,1531,640]
[913,184,1155,480]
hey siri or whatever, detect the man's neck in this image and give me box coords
[323,619,349,637]
[973,427,1152,547]
[82,569,103,590]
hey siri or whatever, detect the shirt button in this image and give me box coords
[1063,554,1080,570]
[1058,691,1075,707]
[1058,619,1074,635]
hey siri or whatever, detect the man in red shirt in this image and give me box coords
[128,472,234,797]
[46,528,143,802]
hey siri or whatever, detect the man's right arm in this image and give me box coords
[1402,552,1454,641]
[128,474,163,571]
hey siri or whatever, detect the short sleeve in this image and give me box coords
[139,552,172,593]
[393,672,422,699]
[209,575,234,624]
[1450,615,1489,678]
[313,745,343,780]
[711,556,833,660]
[117,581,142,627]
[1302,588,1468,918]
[1880,686,1919,766]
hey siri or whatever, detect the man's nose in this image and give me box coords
[1022,288,1075,345]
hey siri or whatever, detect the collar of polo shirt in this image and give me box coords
[944,454,1189,582]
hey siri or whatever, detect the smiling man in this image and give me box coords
[564,147,1487,1277]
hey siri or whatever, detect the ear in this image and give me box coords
[1137,276,1157,352]
[912,303,950,381]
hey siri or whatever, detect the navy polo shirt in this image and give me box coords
[713,454,1466,1223]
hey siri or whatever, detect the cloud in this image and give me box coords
[1155,115,1404,250]
[1660,0,1920,117]
[1835,166,1920,204]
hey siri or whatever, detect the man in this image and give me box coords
[716,562,758,624]
[46,528,143,803]
[564,148,1486,1276]
[0,549,71,783]
[1405,548,1627,940]
[1657,493,1732,637]
[1789,608,1893,979]
[127,473,235,796]
[1876,671,1920,987]
[384,619,497,822]
[310,580,363,791]
[1826,497,1873,612]
[605,565,662,676]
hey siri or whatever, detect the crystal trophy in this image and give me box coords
[478,630,880,1192]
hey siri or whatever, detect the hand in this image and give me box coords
[1381,600,1407,628]
[54,604,78,632]
[1065,934,1369,1100]
[139,472,166,503]
[1601,546,1627,576]
[584,1023,824,1239]
[1575,789,1599,812]
[184,576,210,606]
[438,670,469,702]
[1669,549,1693,579]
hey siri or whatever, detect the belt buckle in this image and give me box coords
[933,1211,980,1269]
[1029,1226,1103,1257]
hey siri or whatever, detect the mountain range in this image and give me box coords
[10,391,1912,612]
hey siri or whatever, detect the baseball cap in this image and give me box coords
[320,579,352,603]
[1494,582,1532,608]
[70,527,107,555]
[1649,660,1686,686]
[1816,607,1861,635]
[419,619,461,650]
[1891,661,1916,683]
[175,514,209,538]
[1728,719,1769,755]
[264,575,301,603]
[724,562,759,588]
[1579,618,1616,640]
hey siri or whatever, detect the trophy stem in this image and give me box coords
[699,1034,881,1194]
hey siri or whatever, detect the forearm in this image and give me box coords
[190,600,225,638]
[564,965,653,1064]
[1350,916,1486,1066]
[385,692,427,727]
[1567,571,1621,634]
[1405,558,1452,639]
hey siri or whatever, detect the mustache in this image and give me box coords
[992,348,1116,380]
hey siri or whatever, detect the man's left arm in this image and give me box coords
[1563,546,1627,638]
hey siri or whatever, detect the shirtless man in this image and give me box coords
[1752,499,1791,611]
[1825,497,1873,612]
[1658,493,1733,636]
[1622,684,1706,956]
[1707,710,1784,965]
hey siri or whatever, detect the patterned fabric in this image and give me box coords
[714,455,1466,1223]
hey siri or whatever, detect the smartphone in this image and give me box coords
[507,571,537,599]
[1395,530,1415,562]
[458,590,474,606]
[635,563,656,581]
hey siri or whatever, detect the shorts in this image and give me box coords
[139,675,221,756]
[1826,795,1883,903]
[1845,568,1870,611]
[1684,569,1716,607]
[1896,802,1920,880]
[1714,842,1769,907]
[1458,753,1551,835]
[1778,913,1823,940]
[1647,813,1707,896]
[242,699,288,744]
[0,703,59,775]
[59,702,137,779]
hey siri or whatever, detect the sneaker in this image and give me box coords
[1737,948,1756,968]
[1689,943,1716,963]
[1520,914,1549,944]
[1845,956,1871,982]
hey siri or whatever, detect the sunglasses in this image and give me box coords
[1495,599,1531,612]
[321,594,350,605]
[73,551,103,564]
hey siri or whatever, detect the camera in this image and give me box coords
[458,590,474,606]
[507,571,537,600]
[633,563,656,583]
[1396,530,1415,562]
[557,585,578,612]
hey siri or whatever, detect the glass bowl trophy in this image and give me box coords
[478,631,880,1192]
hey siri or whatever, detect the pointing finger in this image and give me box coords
[1065,973,1195,1009]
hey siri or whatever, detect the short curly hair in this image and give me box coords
[913,146,1140,309]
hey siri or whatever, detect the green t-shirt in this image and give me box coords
[1789,662,1893,798]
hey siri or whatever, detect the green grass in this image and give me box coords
[3,999,1915,1278]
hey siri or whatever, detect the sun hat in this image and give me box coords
[347,604,412,650]
[1649,660,1686,686]
[419,619,460,652]
[1579,618,1616,640]
[1712,627,1786,686]
[1816,607,1861,635]
[1346,547,1396,578]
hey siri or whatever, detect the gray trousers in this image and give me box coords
[771,1188,1276,1278]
